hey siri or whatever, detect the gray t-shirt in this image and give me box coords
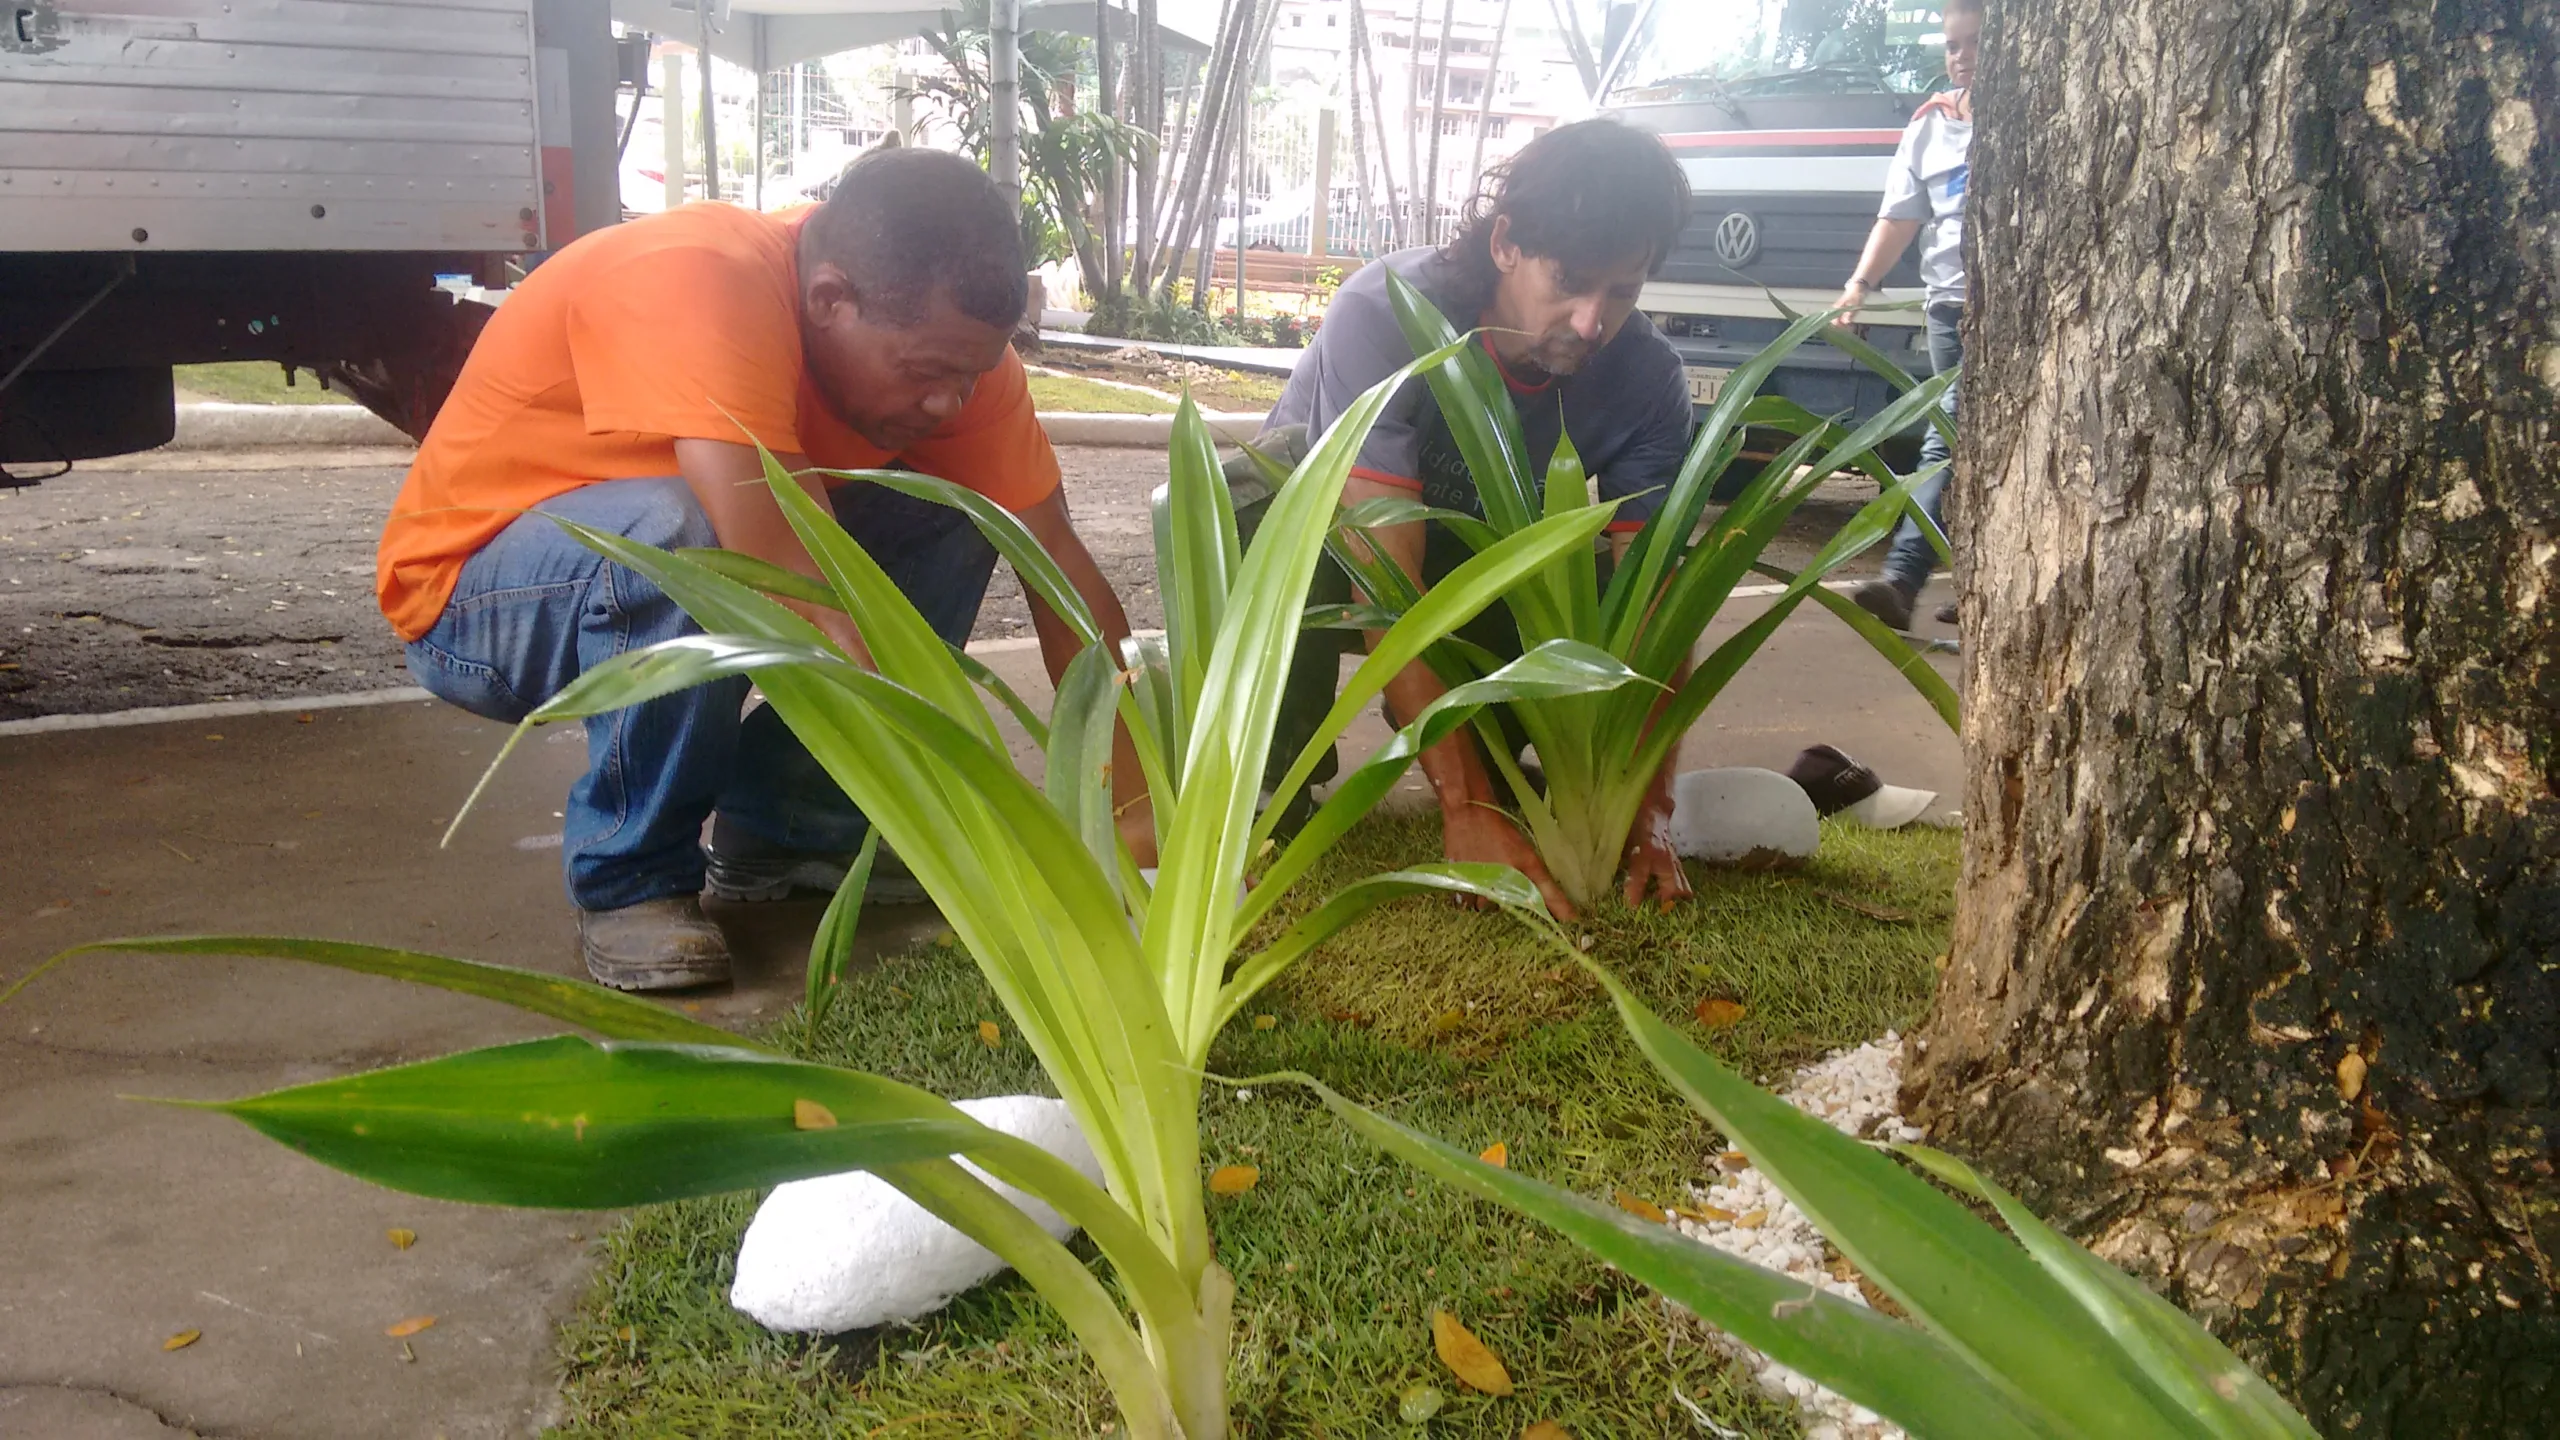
[1266,247,1694,531]
[1880,99,1971,305]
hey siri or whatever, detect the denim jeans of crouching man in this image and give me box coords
[403,475,995,910]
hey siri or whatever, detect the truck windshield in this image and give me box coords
[1604,0,1954,104]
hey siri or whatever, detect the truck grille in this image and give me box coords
[1661,195,1923,293]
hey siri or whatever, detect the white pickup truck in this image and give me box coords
[0,0,626,468]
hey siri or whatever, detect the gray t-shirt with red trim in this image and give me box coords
[1266,247,1693,531]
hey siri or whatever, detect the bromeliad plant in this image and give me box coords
[8,351,1642,1439]
[1278,884,2320,1440]
[1312,271,1963,908]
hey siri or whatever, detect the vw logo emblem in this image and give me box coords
[1712,211,1760,267]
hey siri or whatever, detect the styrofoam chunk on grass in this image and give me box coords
[730,1095,1101,1334]
[1668,767,1821,865]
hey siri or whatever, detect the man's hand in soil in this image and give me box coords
[1443,798,1576,921]
[1620,771,1691,911]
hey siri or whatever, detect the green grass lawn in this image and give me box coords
[552,814,1958,1438]
[172,361,345,405]
[1027,372,1177,415]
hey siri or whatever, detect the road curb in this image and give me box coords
[171,401,412,448]
[163,403,1270,452]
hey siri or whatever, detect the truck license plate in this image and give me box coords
[1685,365,1732,405]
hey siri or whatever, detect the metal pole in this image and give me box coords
[1467,0,1514,193]
[661,47,687,209]
[695,7,718,202]
[1308,106,1334,257]
[751,20,766,210]
[990,0,1022,197]
[1230,39,1249,314]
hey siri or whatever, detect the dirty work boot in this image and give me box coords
[1850,577,1917,631]
[701,815,929,905]
[578,895,732,991]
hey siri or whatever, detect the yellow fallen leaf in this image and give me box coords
[387,1228,417,1250]
[1694,997,1748,1027]
[1522,1423,1574,1440]
[1208,1164,1260,1196]
[792,1099,837,1130]
[385,1316,436,1338]
[977,1020,1003,1049]
[1735,1208,1769,1230]
[1671,1203,1736,1224]
[162,1328,201,1351]
[615,1325,635,1342]
[1479,1141,1509,1168]
[1431,1310,1514,1396]
[2337,1051,2368,1102]
[1718,1151,1752,1171]
[1613,1189,1668,1223]
[1432,1008,1466,1034]
[1251,1013,1277,1030]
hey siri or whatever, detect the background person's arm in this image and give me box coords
[673,436,875,666]
[1833,217,1923,323]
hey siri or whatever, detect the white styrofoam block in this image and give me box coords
[1669,767,1822,865]
[730,1094,1102,1334]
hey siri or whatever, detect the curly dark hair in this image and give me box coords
[1436,119,1691,314]
[800,146,1027,329]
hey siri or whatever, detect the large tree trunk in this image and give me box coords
[1906,0,2559,1434]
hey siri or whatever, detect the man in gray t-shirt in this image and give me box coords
[1250,119,1696,916]
[1834,0,1980,631]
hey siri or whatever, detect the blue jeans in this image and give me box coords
[404,475,997,911]
[1884,299,1963,593]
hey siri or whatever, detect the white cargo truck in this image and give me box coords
[1601,0,1957,471]
[0,0,624,469]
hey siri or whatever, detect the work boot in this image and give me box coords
[1851,578,1917,631]
[578,896,732,991]
[702,815,928,905]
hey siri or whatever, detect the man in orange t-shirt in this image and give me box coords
[378,148,1141,991]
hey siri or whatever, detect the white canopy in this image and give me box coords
[613,0,1220,71]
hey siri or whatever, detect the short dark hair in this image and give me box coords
[800,147,1027,329]
[1438,119,1690,310]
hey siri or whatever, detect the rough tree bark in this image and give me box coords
[1906,1,2558,1434]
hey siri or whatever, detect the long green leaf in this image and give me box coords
[1898,1147,2320,1440]
[12,936,754,1049]
[809,467,1100,647]
[1561,948,2220,1440]
[1286,1073,2054,1440]
[1155,396,1242,730]
[1234,640,1640,937]
[805,829,881,1020]
[1047,641,1129,888]
[673,549,1050,743]
[196,1036,991,1208]
[1380,267,1541,534]
[1252,503,1620,857]
[1751,560,1959,732]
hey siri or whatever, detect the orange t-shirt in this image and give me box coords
[376,202,1059,641]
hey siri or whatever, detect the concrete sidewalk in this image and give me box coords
[0,604,1956,1439]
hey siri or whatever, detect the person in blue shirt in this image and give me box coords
[1836,0,1981,631]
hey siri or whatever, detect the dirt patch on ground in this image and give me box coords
[0,447,1876,720]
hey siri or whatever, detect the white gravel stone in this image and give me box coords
[730,1095,1102,1334]
[1667,1034,1921,1440]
